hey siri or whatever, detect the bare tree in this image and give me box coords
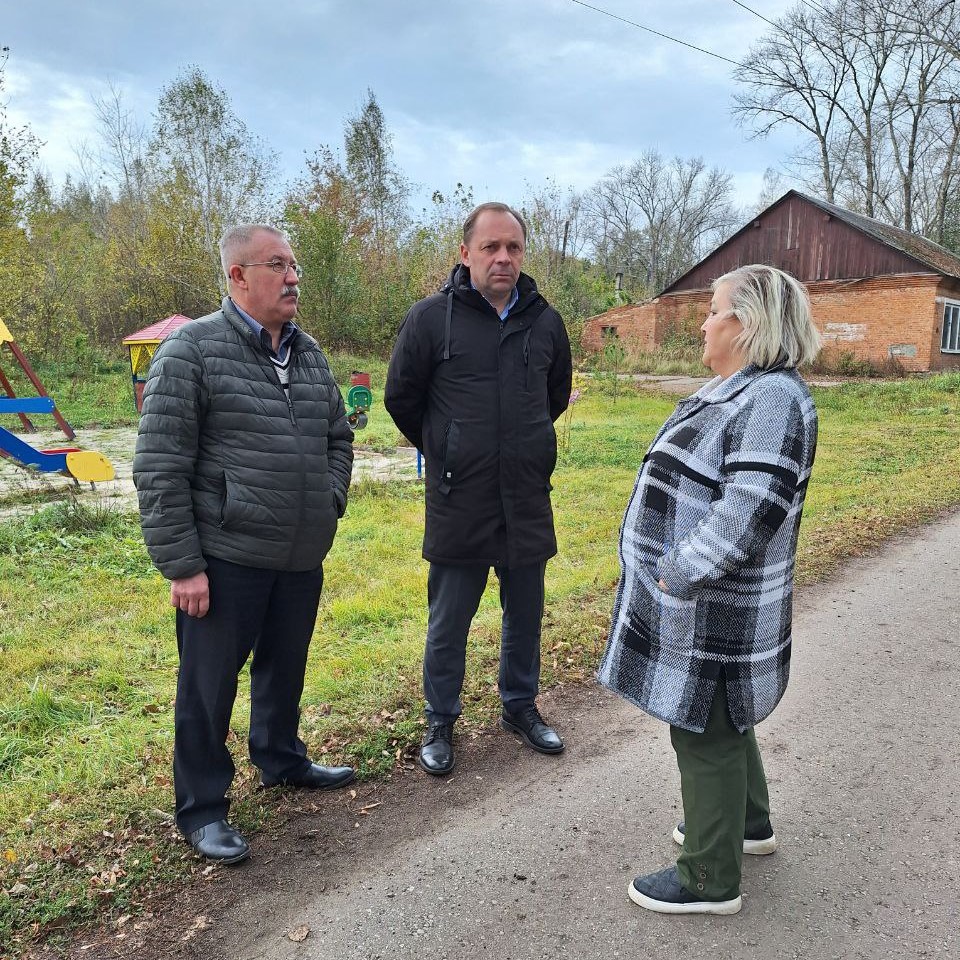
[522,179,586,283]
[733,4,852,204]
[582,151,737,296]
[85,82,151,201]
[733,0,960,244]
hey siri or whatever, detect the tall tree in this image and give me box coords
[582,151,737,297]
[733,0,960,243]
[284,147,369,351]
[343,89,409,266]
[150,67,278,293]
[0,47,40,340]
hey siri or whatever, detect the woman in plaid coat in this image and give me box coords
[598,264,821,915]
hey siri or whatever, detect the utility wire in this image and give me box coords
[729,0,778,27]
[567,0,740,65]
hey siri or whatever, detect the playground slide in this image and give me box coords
[0,398,114,483]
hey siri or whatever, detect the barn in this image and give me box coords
[583,190,960,372]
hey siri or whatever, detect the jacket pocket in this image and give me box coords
[629,564,697,654]
[438,420,461,495]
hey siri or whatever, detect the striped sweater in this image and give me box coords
[598,364,818,732]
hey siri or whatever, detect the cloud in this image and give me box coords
[4,58,153,184]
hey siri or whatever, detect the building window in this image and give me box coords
[942,301,960,353]
[601,326,619,339]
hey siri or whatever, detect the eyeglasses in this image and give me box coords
[239,259,303,279]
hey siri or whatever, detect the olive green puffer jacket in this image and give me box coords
[134,298,353,580]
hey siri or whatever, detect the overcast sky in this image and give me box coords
[3,0,802,213]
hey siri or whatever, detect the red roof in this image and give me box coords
[122,314,192,344]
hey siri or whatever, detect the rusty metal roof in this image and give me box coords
[660,190,960,295]
[798,192,960,279]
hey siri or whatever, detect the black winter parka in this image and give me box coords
[385,266,572,567]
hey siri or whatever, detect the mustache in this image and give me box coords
[282,285,299,297]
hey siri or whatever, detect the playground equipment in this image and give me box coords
[122,314,192,412]
[0,319,115,484]
[347,371,373,430]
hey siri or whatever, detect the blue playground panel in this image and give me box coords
[0,426,70,472]
[0,397,55,414]
[0,396,70,472]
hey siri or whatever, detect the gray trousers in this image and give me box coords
[423,561,546,723]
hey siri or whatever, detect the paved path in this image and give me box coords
[137,512,959,960]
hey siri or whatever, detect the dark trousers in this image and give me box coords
[670,681,772,901]
[173,555,324,834]
[423,561,546,723]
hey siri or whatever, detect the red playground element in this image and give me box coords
[122,315,192,413]
[0,317,75,439]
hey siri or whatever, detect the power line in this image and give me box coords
[729,0,778,27]
[567,0,740,65]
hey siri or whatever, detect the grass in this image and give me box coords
[0,356,138,434]
[2,366,960,955]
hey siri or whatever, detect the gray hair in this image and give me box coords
[713,264,822,369]
[462,202,527,244]
[219,224,287,281]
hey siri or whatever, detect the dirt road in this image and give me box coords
[0,427,420,519]
[47,513,960,960]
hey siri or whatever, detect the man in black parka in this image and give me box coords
[385,202,572,775]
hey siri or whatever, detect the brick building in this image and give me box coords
[583,191,960,372]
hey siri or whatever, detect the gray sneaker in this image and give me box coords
[672,821,777,855]
[628,866,742,915]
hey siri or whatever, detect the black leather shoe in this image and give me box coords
[185,819,250,864]
[501,705,564,754]
[419,721,455,775]
[264,763,355,790]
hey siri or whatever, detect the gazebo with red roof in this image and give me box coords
[122,314,192,412]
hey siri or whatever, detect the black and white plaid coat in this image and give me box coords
[598,364,818,733]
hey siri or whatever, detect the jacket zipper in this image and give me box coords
[522,327,532,391]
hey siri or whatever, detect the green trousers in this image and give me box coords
[669,681,772,901]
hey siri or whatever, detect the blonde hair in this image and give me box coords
[713,264,821,369]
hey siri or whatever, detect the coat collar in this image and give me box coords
[684,363,790,406]
[446,264,542,317]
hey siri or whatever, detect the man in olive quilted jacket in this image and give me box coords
[134,225,355,864]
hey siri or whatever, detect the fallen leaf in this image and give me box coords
[288,925,310,942]
[3,849,16,864]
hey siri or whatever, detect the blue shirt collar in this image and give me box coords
[471,281,519,322]
[231,299,298,361]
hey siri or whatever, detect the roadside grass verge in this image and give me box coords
[1,373,959,953]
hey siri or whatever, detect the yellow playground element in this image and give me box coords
[0,317,115,485]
